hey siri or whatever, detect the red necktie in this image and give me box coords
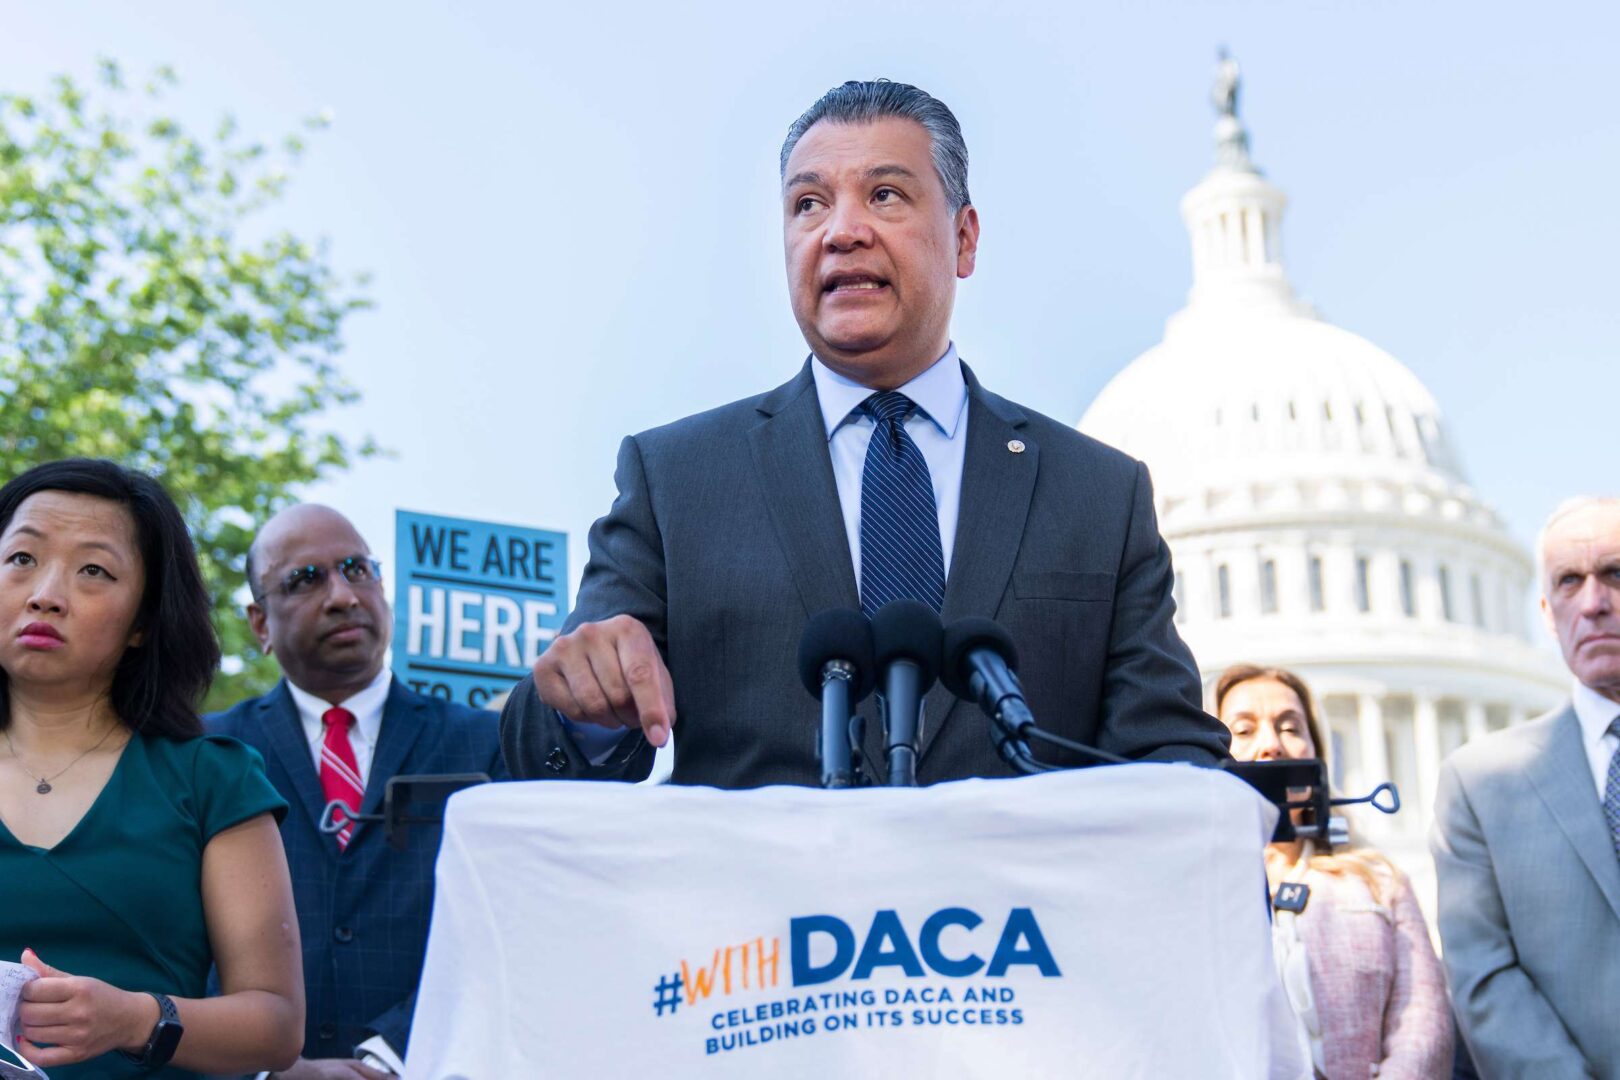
[320,706,365,850]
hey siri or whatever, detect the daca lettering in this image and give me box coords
[790,907,1060,987]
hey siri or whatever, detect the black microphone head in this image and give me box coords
[797,608,877,701]
[870,599,944,686]
[940,617,1019,700]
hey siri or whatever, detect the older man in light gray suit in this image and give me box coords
[500,80,1230,787]
[1433,496,1620,1078]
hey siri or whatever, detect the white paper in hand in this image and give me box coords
[0,961,45,1078]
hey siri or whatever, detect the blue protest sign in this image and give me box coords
[392,510,568,709]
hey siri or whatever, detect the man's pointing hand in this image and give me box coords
[533,614,676,747]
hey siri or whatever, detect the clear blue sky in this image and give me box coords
[5,1,1616,612]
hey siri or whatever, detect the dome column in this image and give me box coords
[1357,694,1391,823]
[1413,692,1442,823]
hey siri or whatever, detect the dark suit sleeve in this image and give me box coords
[500,434,661,782]
[364,993,415,1059]
[484,725,510,781]
[1431,759,1593,1078]
[1096,460,1230,766]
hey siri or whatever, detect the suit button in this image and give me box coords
[334,926,354,943]
[545,747,570,773]
[319,1022,337,1040]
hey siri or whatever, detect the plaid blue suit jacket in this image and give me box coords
[209,676,504,1059]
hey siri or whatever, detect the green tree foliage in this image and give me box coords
[0,61,374,708]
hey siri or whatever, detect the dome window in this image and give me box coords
[1470,573,1487,629]
[1355,556,1371,613]
[1216,564,1233,619]
[1309,556,1325,612]
[1417,417,1442,467]
[1439,565,1456,621]
[1260,559,1279,614]
[1400,560,1416,617]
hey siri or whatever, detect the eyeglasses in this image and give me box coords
[271,556,384,599]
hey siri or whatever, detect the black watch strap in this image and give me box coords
[119,991,184,1068]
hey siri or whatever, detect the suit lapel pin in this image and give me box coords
[1007,439,1026,454]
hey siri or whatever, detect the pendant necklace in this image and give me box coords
[3,723,120,794]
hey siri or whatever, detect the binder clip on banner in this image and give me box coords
[1218,759,1402,847]
[318,773,492,851]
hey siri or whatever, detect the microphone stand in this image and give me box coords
[818,660,859,789]
[880,660,924,788]
[977,684,1131,772]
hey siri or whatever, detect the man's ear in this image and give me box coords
[955,204,980,279]
[247,602,273,655]
[1539,594,1556,640]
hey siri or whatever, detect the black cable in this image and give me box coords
[1022,725,1133,766]
[1002,746,1060,773]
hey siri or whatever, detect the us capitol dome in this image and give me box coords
[1077,57,1565,890]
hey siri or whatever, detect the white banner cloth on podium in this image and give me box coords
[408,764,1300,1079]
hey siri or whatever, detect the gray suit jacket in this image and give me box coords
[1432,706,1620,1079]
[501,360,1229,787]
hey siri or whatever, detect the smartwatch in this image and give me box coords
[120,991,184,1068]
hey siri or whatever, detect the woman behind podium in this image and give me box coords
[0,459,303,1077]
[1215,664,1452,1080]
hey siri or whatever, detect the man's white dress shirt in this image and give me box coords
[286,665,392,787]
[1571,678,1620,800]
[810,343,969,581]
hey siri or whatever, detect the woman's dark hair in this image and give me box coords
[0,459,218,738]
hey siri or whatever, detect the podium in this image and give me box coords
[407,766,1303,1078]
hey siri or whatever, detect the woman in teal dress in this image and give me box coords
[0,459,304,1077]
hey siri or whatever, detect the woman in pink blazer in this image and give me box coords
[1216,665,1453,1080]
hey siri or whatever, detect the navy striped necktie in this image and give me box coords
[858,391,946,618]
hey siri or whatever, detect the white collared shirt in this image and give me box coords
[809,343,970,583]
[1571,679,1620,800]
[285,666,393,788]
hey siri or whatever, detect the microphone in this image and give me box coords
[940,617,1035,767]
[942,616,1131,769]
[797,608,877,789]
[870,600,943,788]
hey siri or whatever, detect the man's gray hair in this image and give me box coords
[780,79,971,213]
[1535,495,1620,584]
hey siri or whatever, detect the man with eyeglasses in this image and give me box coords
[209,504,503,1079]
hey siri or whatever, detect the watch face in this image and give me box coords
[149,1019,184,1064]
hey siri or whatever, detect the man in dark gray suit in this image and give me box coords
[501,79,1229,787]
[1432,496,1620,1078]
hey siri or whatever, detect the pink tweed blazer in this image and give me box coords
[1296,864,1453,1079]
